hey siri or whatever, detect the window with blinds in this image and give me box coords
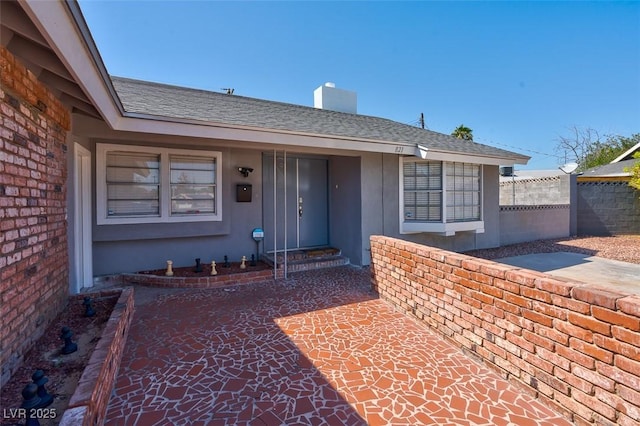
[403,161,442,222]
[446,162,481,222]
[170,156,216,215]
[400,158,484,234]
[106,152,160,217]
[97,144,222,225]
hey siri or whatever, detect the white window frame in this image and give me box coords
[399,157,484,236]
[96,143,222,225]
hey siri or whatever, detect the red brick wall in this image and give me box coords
[370,235,640,426]
[120,268,284,288]
[1,46,71,386]
[60,288,135,426]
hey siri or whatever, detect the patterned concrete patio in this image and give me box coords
[104,266,571,425]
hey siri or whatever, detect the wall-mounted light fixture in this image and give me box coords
[238,167,254,177]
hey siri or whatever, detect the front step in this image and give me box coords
[263,248,350,272]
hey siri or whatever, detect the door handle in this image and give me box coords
[298,197,303,218]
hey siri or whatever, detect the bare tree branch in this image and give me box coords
[555,126,601,167]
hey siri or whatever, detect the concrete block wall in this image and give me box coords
[499,205,570,245]
[577,181,640,235]
[0,47,71,386]
[370,235,640,425]
[500,175,570,206]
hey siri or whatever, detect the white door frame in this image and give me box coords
[72,143,92,293]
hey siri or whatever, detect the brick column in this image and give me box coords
[1,46,71,386]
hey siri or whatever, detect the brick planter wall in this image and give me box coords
[370,235,640,425]
[0,47,71,386]
[59,287,135,426]
[95,268,285,289]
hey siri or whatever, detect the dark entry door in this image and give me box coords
[263,154,328,251]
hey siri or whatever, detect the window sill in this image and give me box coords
[400,221,484,236]
[97,214,222,225]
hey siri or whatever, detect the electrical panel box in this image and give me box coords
[236,184,252,202]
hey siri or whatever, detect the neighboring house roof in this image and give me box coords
[112,77,529,164]
[580,158,637,178]
[612,141,640,163]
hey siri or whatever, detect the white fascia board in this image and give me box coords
[19,0,123,126]
[611,141,640,163]
[415,145,528,166]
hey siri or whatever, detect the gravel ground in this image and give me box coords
[464,235,640,265]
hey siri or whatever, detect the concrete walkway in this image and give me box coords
[104,267,570,425]
[497,252,640,295]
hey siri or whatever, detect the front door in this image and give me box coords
[263,154,328,252]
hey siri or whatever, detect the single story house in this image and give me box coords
[4,0,640,416]
[2,0,530,293]
[1,0,531,385]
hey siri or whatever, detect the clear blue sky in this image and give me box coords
[79,1,639,170]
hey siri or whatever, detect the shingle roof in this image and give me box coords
[581,159,637,177]
[111,77,529,162]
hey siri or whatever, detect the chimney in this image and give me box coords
[313,82,357,114]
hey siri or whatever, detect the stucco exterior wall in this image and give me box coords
[359,152,384,265]
[359,154,502,266]
[0,47,70,386]
[91,146,264,275]
[500,205,571,245]
[329,155,362,265]
[577,180,640,235]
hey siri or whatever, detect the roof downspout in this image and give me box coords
[273,150,277,279]
[283,151,288,280]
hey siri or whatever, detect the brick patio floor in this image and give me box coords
[104,266,571,425]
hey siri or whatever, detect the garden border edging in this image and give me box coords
[58,287,134,426]
[119,269,283,288]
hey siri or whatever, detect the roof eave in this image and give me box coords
[415,145,529,166]
[20,0,124,125]
[23,0,531,163]
[118,112,416,155]
[117,112,530,163]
